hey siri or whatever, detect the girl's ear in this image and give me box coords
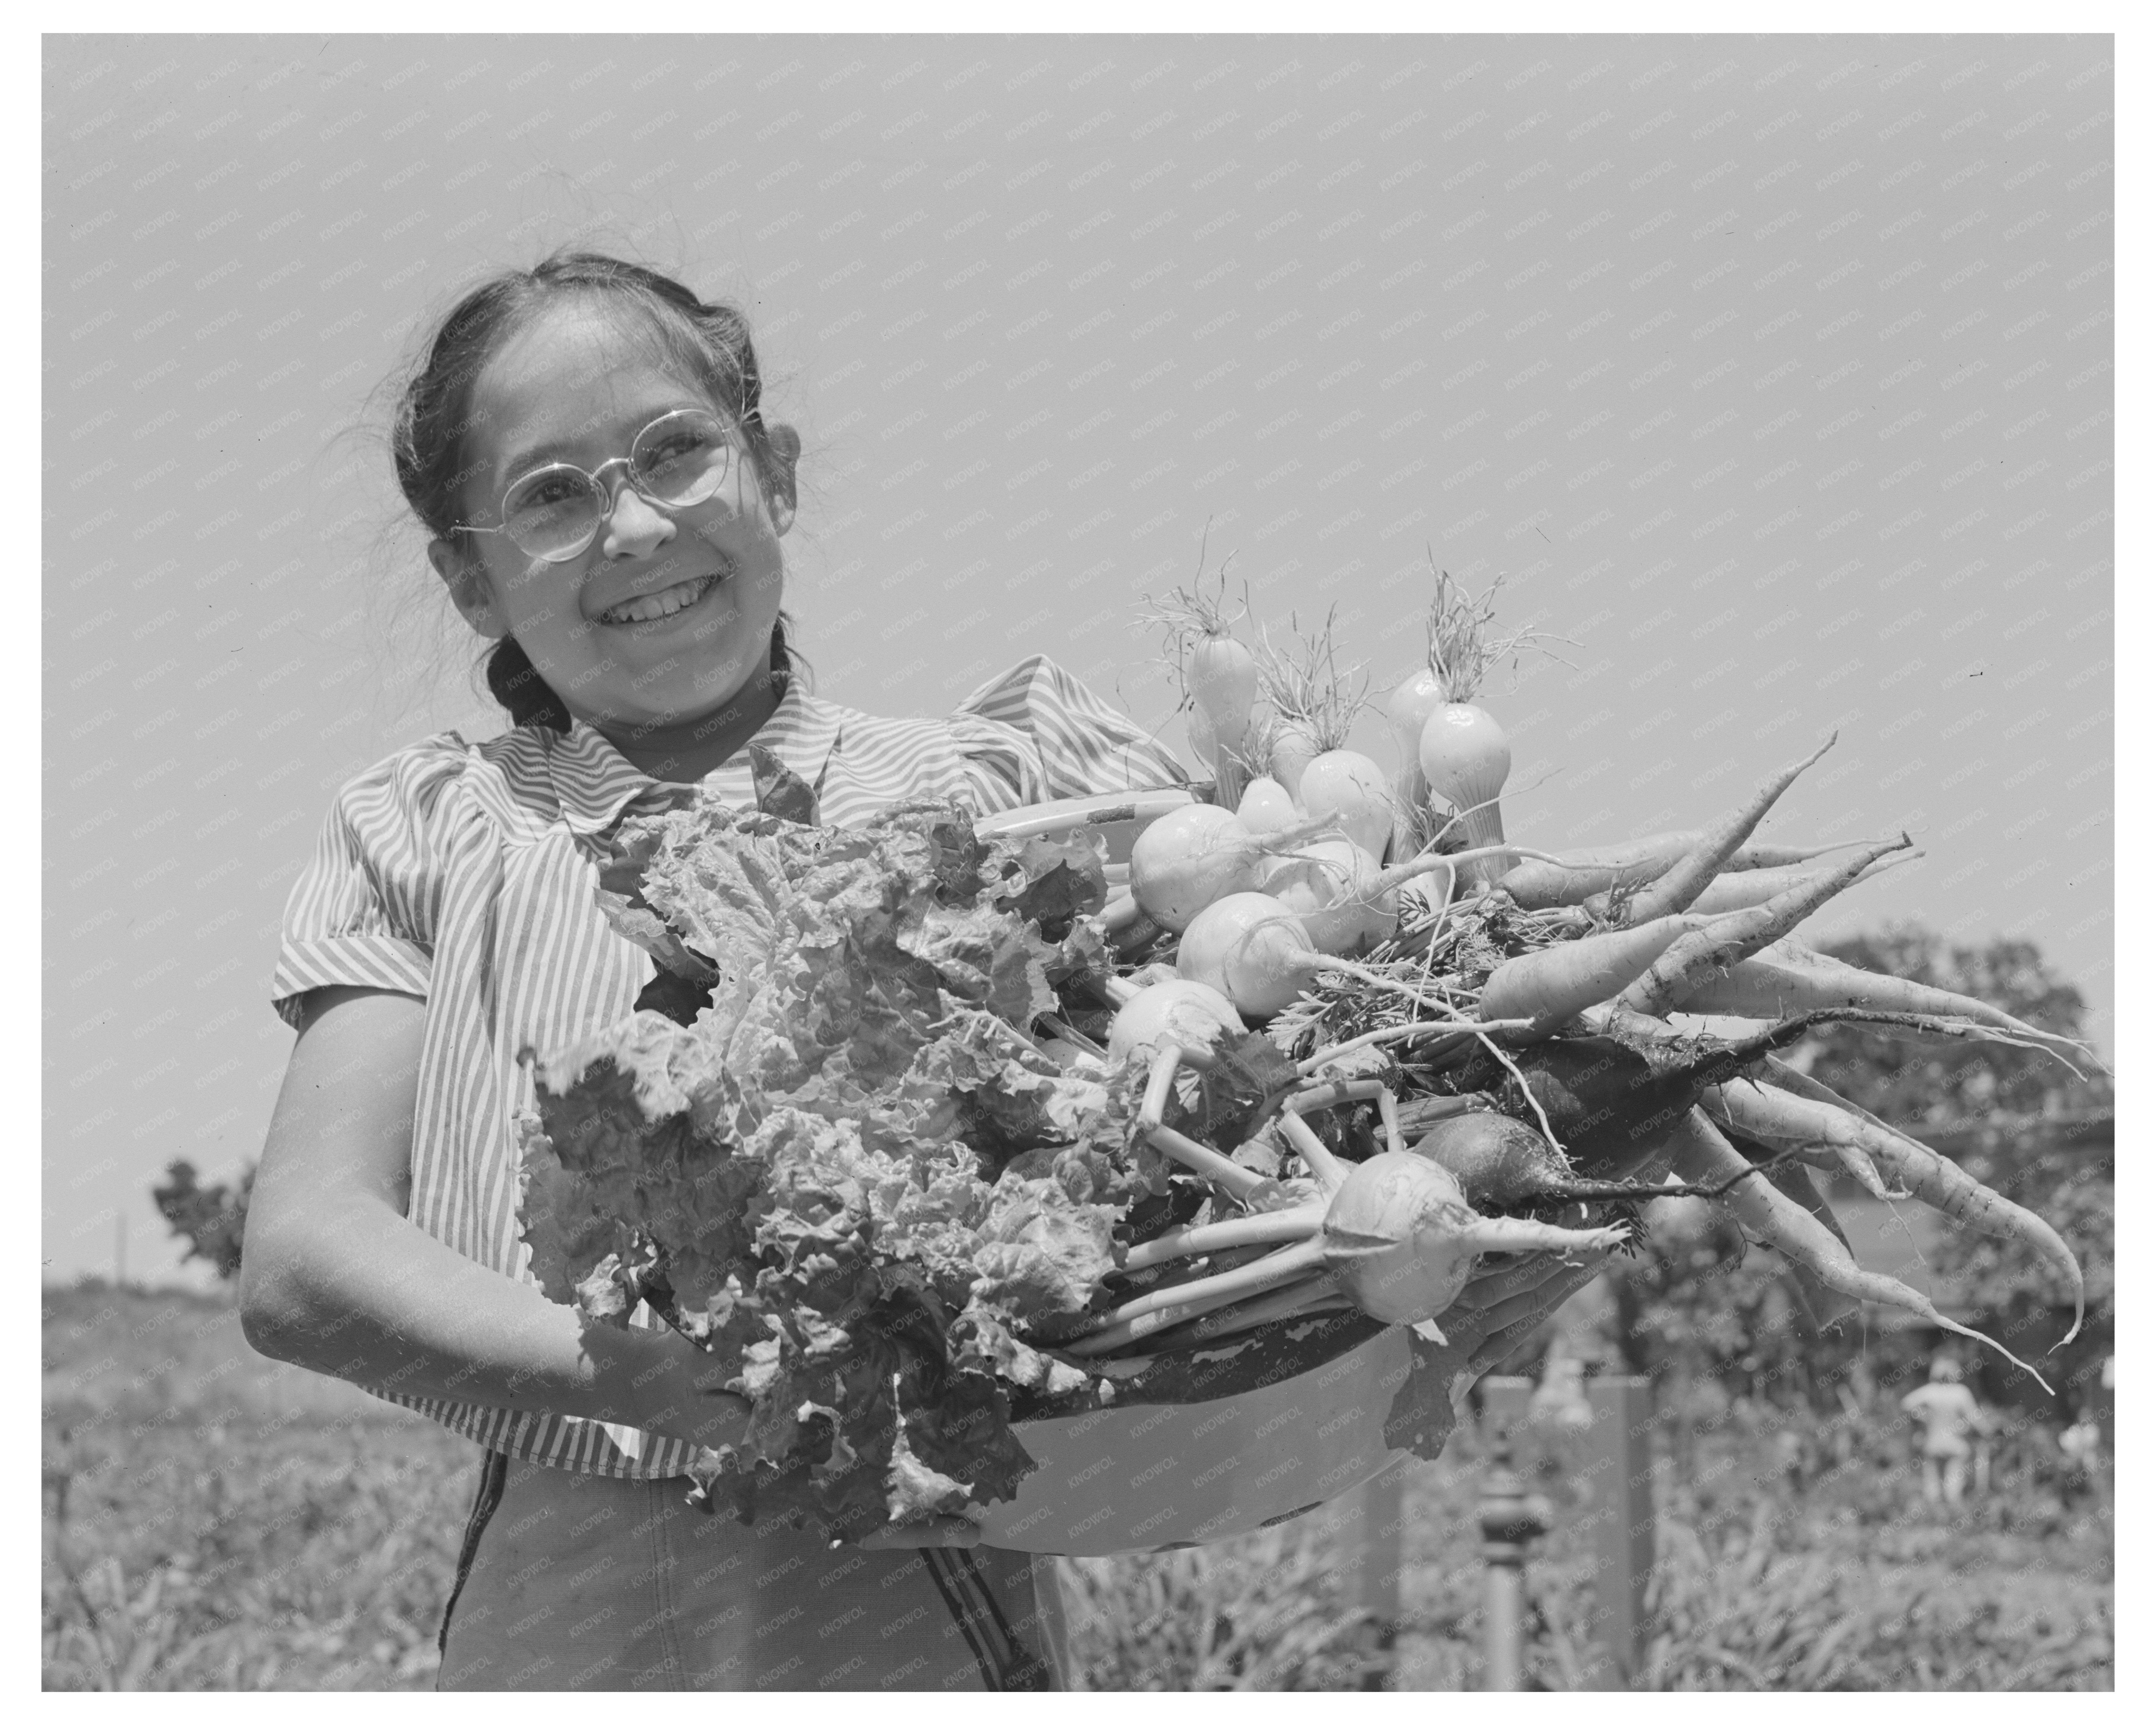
[761,422,801,537]
[429,538,510,640]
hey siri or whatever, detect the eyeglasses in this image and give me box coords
[458,407,737,563]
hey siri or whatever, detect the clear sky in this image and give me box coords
[43,33,2112,1285]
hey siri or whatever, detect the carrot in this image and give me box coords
[1700,1083,1895,1198]
[1685,849,1915,914]
[1756,1157,1863,1330]
[1620,837,1914,1017]
[1495,835,1876,911]
[1663,1109,2048,1388]
[1671,941,2103,1072]
[1475,913,1700,1029]
[1604,736,1836,925]
[1722,1072,2086,1342]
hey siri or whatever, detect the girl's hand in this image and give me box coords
[1383,1243,1617,1459]
[855,1515,986,1552]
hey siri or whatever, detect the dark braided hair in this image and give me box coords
[391,251,805,731]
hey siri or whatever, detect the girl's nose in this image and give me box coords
[599,481,676,559]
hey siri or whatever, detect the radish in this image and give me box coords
[1236,774,1301,839]
[1145,561,1263,805]
[1385,664,1450,809]
[1419,702,1511,884]
[1184,699,1222,782]
[1268,717,1323,808]
[1125,805,1267,933]
[1261,838,1395,957]
[1298,748,1395,858]
[1174,892,1322,1018]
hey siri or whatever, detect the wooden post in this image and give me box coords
[1476,1428,1547,1691]
[1577,1375,1657,1688]
[1356,1460,1403,1689]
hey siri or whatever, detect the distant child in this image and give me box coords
[1899,1356,1986,1507]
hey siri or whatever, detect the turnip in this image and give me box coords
[1318,1153,1628,1326]
[1419,702,1512,886]
[1104,976,1245,1064]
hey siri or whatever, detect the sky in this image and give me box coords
[43,33,2113,1285]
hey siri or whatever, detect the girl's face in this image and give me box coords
[430,296,796,738]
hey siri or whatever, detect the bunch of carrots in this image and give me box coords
[1022,565,2100,1386]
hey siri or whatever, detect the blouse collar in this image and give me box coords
[542,676,844,837]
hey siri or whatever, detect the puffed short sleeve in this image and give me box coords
[944,710,1048,817]
[952,655,1190,803]
[269,740,471,1028]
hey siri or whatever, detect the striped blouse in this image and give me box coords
[270,655,1187,1479]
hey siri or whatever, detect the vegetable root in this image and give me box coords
[1621,837,1915,1017]
[1672,942,2104,1073]
[1716,1073,2085,1342]
[1663,1109,2049,1389]
[1612,736,1836,925]
[1476,913,1699,1030]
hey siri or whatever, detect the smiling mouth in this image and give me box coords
[596,574,721,627]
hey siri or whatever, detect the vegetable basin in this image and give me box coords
[981,1323,1411,1556]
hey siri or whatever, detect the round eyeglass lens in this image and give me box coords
[631,409,732,506]
[501,469,601,560]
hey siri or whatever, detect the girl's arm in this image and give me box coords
[238,986,747,1453]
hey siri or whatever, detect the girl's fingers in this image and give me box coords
[855,1514,985,1552]
[1463,1259,1609,1379]
[1450,1247,1599,1314]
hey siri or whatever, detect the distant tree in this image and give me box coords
[151,1160,254,1281]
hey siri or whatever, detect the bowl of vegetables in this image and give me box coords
[515,579,2095,1552]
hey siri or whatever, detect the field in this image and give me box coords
[44,1281,2112,1691]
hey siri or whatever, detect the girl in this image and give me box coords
[240,250,1599,1692]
